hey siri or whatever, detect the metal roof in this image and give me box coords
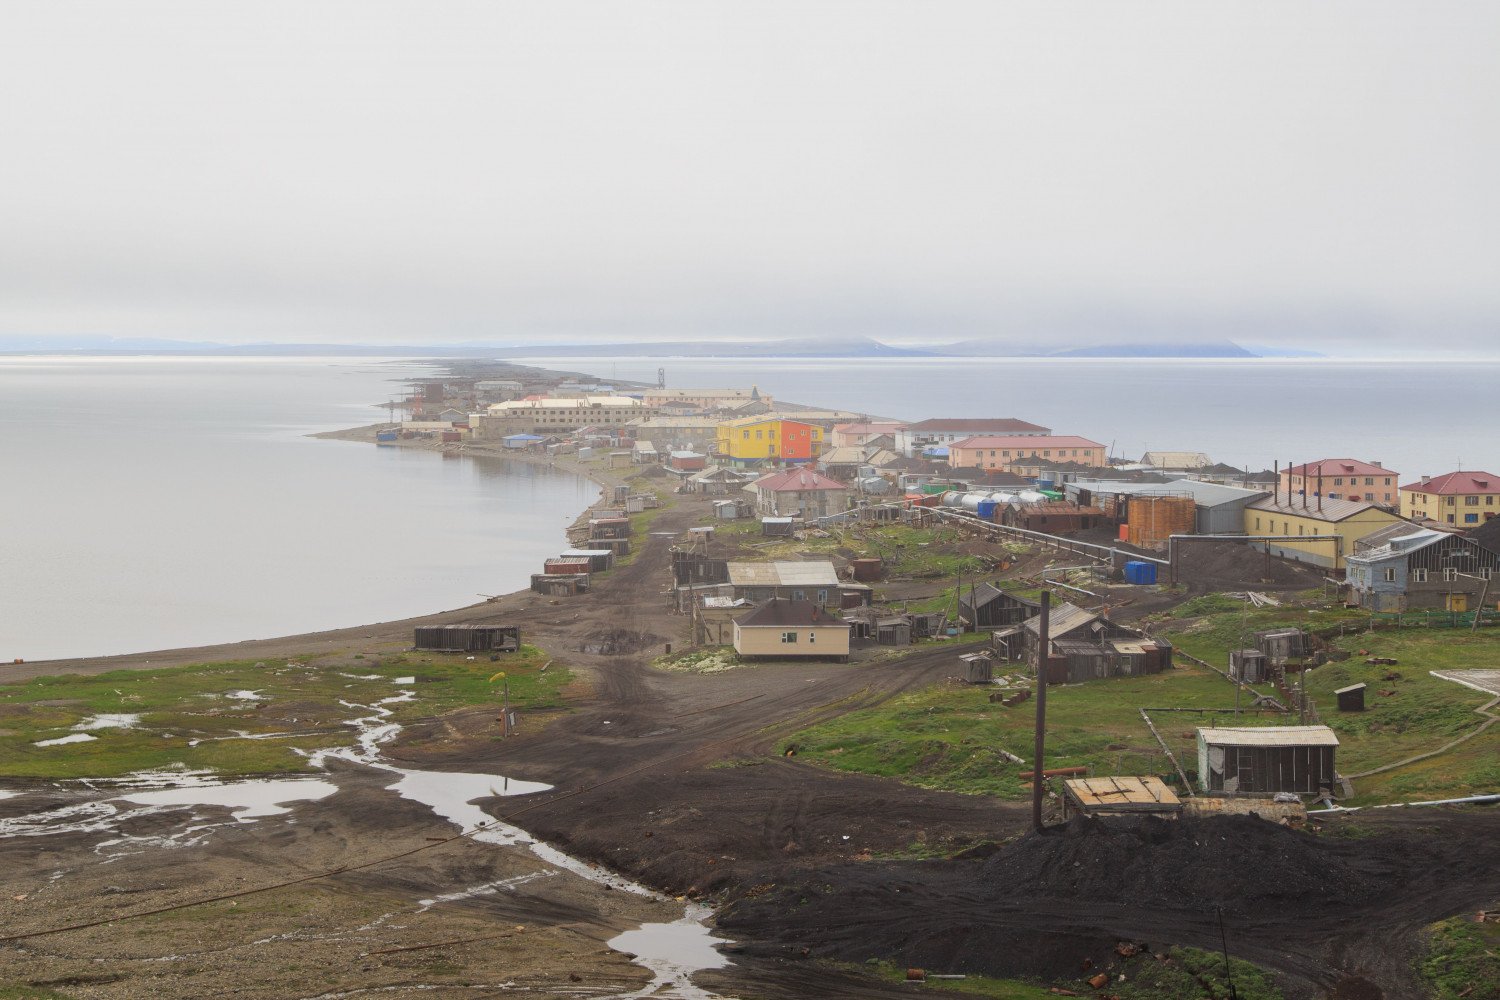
[726,561,840,587]
[1064,776,1181,811]
[1400,470,1500,495]
[751,469,848,492]
[560,548,613,557]
[1198,725,1339,747]
[734,599,849,628]
[1334,683,1368,695]
[1023,601,1099,638]
[1245,494,1383,523]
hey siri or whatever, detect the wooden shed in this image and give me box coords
[413,625,521,653]
[1335,683,1367,712]
[1196,725,1338,796]
[959,652,993,684]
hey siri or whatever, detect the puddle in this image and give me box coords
[228,690,264,701]
[0,790,17,800]
[120,777,338,820]
[608,904,733,999]
[75,713,142,730]
[35,733,98,747]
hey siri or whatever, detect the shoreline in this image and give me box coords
[2,422,627,683]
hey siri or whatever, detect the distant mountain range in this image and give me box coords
[0,334,1320,359]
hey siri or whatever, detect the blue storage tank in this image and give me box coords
[976,499,998,520]
[1124,561,1158,585]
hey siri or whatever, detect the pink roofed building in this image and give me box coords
[1278,459,1399,507]
[1399,470,1500,526]
[746,468,850,519]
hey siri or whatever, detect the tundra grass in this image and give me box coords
[0,646,568,780]
[1160,601,1500,803]
[795,662,1251,799]
[1418,911,1500,1000]
[853,947,1283,1000]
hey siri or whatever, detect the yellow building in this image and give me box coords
[1399,470,1500,528]
[715,416,824,465]
[1244,496,1407,571]
[732,599,851,660]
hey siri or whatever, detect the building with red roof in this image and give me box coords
[745,468,849,519]
[1399,470,1500,527]
[1277,459,1400,507]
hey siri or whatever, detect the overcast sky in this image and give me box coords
[1,2,1496,351]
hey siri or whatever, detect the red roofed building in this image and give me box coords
[746,468,850,519]
[831,421,907,448]
[1400,471,1500,527]
[947,435,1108,472]
[1279,459,1399,507]
[895,418,1051,457]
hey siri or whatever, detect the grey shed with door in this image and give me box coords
[1197,725,1338,795]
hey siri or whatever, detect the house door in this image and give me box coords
[1447,593,1469,612]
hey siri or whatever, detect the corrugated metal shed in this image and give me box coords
[726,561,840,587]
[1198,725,1339,748]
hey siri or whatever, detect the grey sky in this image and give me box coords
[2,2,1496,350]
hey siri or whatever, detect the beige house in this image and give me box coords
[732,599,851,660]
[474,396,642,438]
[1244,495,1406,571]
[1399,470,1500,528]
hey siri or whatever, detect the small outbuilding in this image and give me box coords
[1196,725,1339,796]
[958,583,1041,629]
[413,625,521,653]
[1335,683,1367,712]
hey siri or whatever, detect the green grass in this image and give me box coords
[1418,912,1500,1000]
[0,646,569,780]
[796,662,1253,799]
[1160,600,1500,803]
[850,946,1282,999]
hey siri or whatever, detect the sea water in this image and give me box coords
[0,356,598,660]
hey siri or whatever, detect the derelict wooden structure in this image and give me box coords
[413,625,522,653]
[1061,776,1183,819]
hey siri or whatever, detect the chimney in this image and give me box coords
[1371,460,1381,468]
[1422,475,1431,485]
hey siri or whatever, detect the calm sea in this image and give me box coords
[0,357,597,661]
[527,355,1495,480]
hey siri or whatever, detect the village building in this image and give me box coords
[474,396,642,438]
[627,415,721,454]
[947,435,1109,473]
[818,445,900,481]
[1399,470,1500,528]
[725,560,841,605]
[744,468,849,518]
[1196,725,1339,796]
[1070,479,1269,536]
[957,583,1040,629]
[1018,602,1173,684]
[642,387,770,409]
[715,416,825,465]
[1243,495,1406,571]
[1280,459,1399,507]
[895,418,1051,458]
[1140,451,1212,471]
[831,421,907,448]
[732,599,851,660]
[1343,524,1500,612]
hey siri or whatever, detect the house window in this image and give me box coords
[1466,495,1480,505]
[816,589,828,603]
[1384,478,1391,485]
[1448,514,1456,523]
[1466,514,1479,523]
[1448,497,1457,506]
[1412,568,1429,582]
[781,631,798,643]
[1255,517,1261,531]
[1365,493,1374,501]
[1383,568,1397,582]
[742,431,750,439]
[808,632,816,644]
[1444,568,1459,582]
[1298,524,1305,535]
[1365,477,1374,486]
[1334,477,1343,486]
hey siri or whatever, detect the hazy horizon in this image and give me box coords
[3,2,1496,351]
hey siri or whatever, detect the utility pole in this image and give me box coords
[1031,591,1051,832]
